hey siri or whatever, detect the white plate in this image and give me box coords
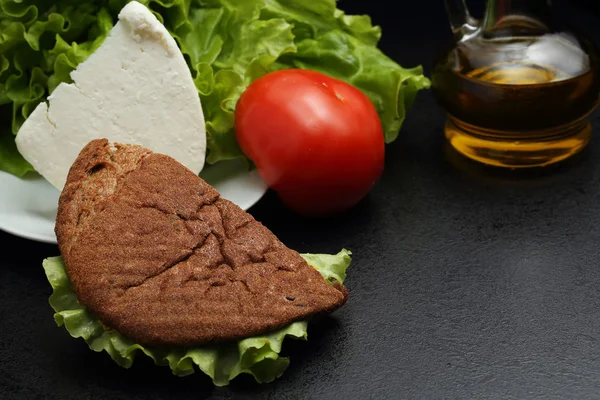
[0,160,268,244]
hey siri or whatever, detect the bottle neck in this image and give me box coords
[483,0,553,35]
[486,0,551,15]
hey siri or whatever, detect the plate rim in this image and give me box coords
[0,221,57,244]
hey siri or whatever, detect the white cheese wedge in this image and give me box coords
[15,1,206,190]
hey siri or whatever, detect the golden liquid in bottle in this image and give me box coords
[433,34,600,168]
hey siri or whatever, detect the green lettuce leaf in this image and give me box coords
[172,0,296,164]
[0,123,32,175]
[42,249,352,386]
[300,250,351,284]
[0,0,429,176]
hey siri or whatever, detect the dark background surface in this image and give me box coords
[3,1,600,399]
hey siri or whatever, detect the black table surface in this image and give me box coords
[3,1,600,399]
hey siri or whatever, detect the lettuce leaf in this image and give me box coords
[42,249,352,386]
[0,0,429,176]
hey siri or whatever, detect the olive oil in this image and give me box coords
[433,33,600,168]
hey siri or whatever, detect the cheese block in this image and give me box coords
[15,1,206,190]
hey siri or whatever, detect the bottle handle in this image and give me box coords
[443,0,480,39]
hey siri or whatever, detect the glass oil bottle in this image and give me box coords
[433,0,600,168]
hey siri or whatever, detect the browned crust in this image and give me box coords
[56,139,348,347]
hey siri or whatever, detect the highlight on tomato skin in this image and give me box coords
[235,69,385,217]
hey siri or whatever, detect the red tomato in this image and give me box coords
[235,69,385,216]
